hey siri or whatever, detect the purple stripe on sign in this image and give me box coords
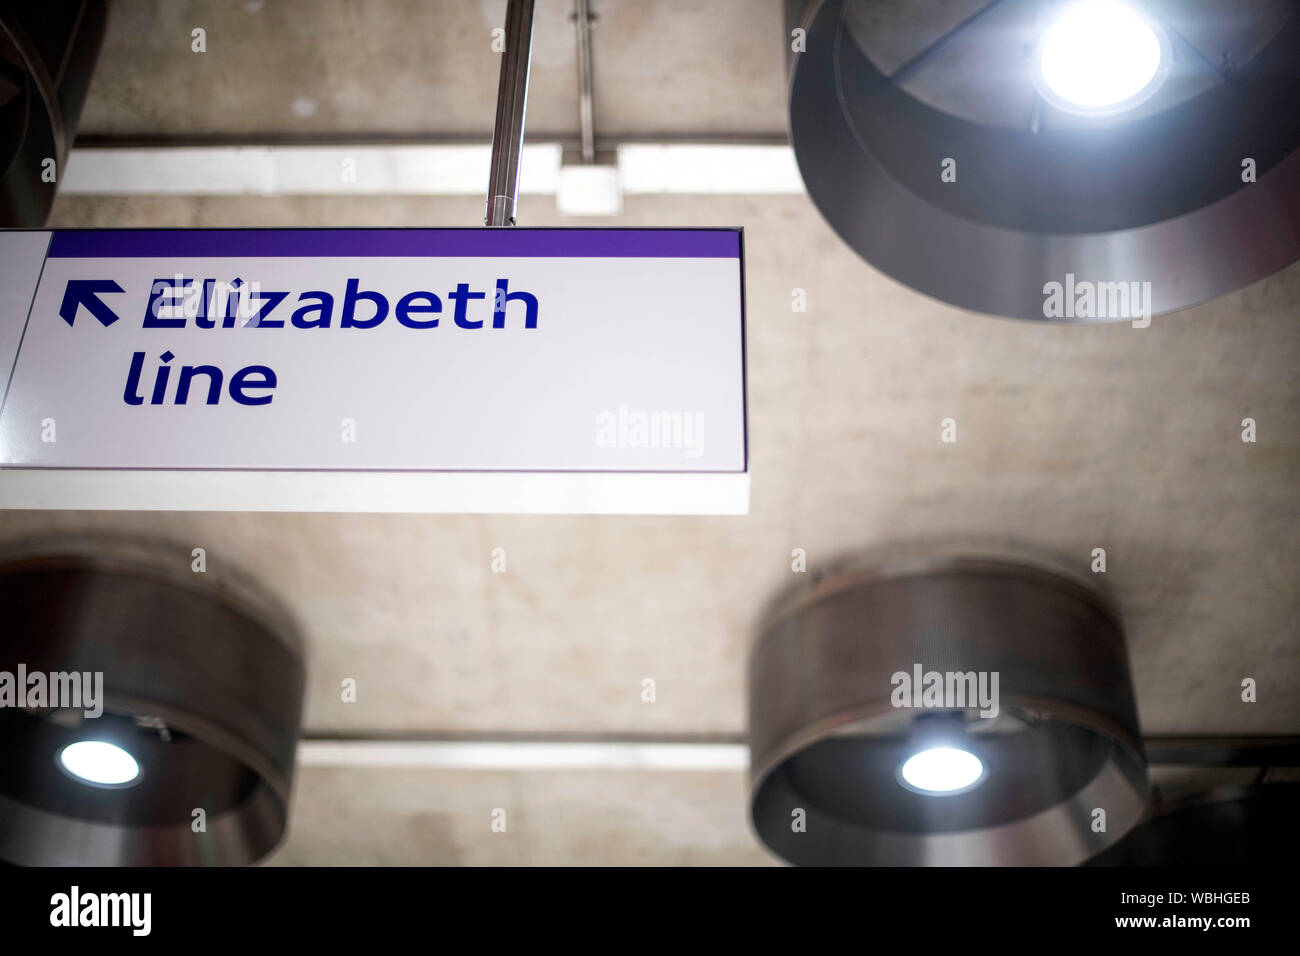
[47,229,741,259]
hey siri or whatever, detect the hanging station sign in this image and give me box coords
[0,228,747,513]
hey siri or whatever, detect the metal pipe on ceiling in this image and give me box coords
[485,0,536,227]
[574,0,596,164]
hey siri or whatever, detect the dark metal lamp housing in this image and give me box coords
[0,541,305,866]
[1088,783,1300,866]
[0,1,108,226]
[748,554,1149,865]
[785,0,1300,321]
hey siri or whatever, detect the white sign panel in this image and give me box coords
[0,229,747,513]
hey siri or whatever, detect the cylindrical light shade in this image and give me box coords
[785,0,1300,321]
[0,541,304,865]
[0,2,108,226]
[1088,783,1300,866]
[748,554,1148,865]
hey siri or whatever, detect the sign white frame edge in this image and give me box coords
[0,469,749,515]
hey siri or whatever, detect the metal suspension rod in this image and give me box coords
[485,0,535,227]
[574,0,596,164]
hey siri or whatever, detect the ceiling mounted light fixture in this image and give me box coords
[785,0,1300,320]
[0,1,108,226]
[0,540,305,866]
[748,553,1149,866]
[1088,783,1300,866]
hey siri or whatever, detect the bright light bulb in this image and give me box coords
[1037,2,1167,113]
[899,746,985,794]
[58,740,141,787]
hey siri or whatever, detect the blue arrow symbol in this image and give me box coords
[60,279,124,327]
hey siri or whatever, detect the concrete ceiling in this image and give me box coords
[78,0,789,141]
[2,0,1297,864]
